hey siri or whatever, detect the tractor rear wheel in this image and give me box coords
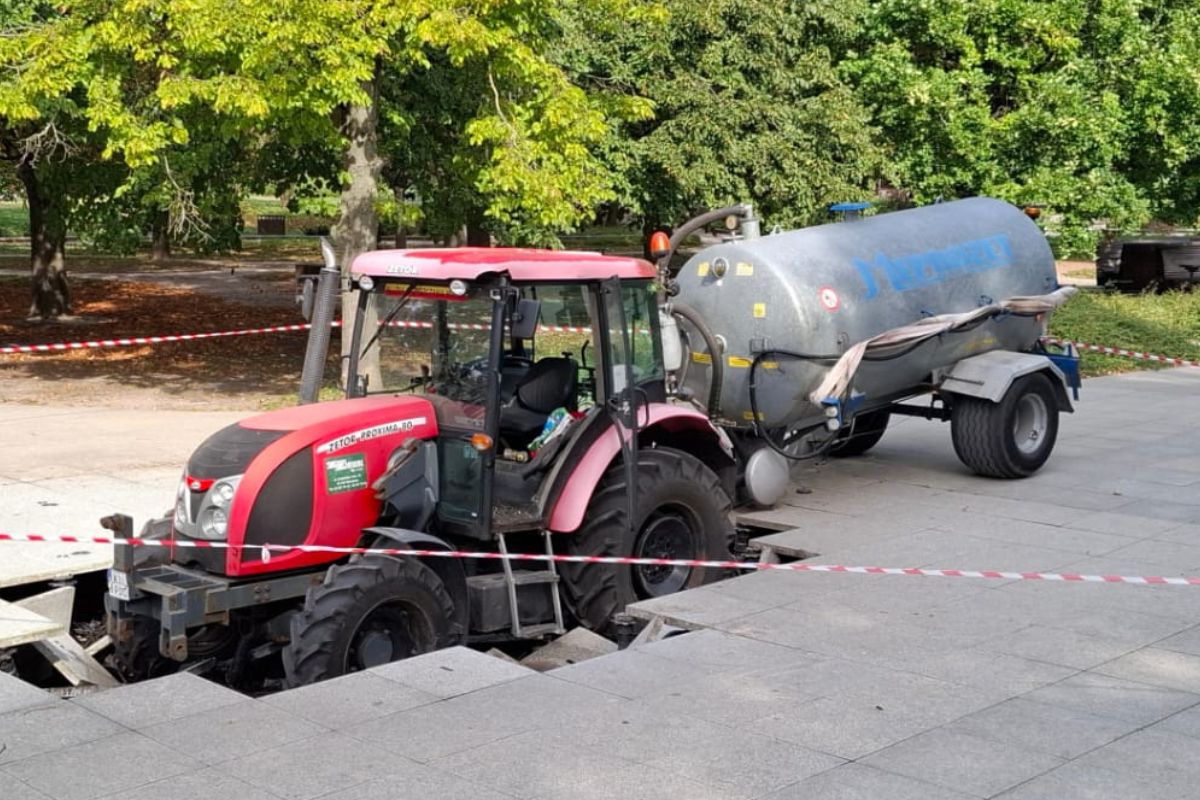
[829,409,890,457]
[283,555,456,687]
[561,448,735,635]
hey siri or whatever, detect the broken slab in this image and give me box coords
[0,597,64,648]
[519,627,617,672]
[0,543,112,590]
[15,585,118,687]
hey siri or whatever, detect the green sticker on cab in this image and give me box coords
[324,453,368,494]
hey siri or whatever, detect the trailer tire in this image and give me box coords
[561,448,735,635]
[951,372,1059,478]
[283,555,456,688]
[829,410,890,457]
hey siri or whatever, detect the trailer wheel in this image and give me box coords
[283,555,456,687]
[951,372,1059,478]
[561,448,735,634]
[829,410,890,457]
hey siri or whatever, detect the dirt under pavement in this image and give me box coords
[0,262,325,411]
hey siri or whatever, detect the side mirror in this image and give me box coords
[511,298,541,340]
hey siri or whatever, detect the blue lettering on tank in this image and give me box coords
[852,234,1014,299]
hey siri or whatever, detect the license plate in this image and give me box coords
[107,569,132,602]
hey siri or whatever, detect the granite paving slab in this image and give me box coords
[93,768,280,800]
[0,702,124,766]
[70,673,246,729]
[139,699,324,766]
[0,672,55,715]
[0,770,51,800]
[4,370,1200,799]
[367,644,534,698]
[860,727,1065,798]
[2,730,201,800]
[261,669,438,728]
[760,763,975,800]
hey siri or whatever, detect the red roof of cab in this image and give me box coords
[351,247,656,282]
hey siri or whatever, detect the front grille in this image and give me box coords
[244,449,314,550]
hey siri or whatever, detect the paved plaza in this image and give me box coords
[2,368,1200,798]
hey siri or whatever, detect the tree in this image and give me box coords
[560,0,883,238]
[844,0,1200,255]
[2,0,645,397]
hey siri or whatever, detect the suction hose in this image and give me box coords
[654,203,759,277]
[670,301,723,418]
[298,238,340,405]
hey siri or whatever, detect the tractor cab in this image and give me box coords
[345,249,667,541]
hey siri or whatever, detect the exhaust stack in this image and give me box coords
[298,238,340,405]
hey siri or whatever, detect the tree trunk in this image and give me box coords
[19,159,70,319]
[466,215,491,247]
[393,185,407,249]
[335,78,383,391]
[150,210,170,261]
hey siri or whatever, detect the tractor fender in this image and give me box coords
[546,404,734,534]
[361,526,468,640]
[939,350,1073,412]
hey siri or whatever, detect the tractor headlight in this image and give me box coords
[174,479,188,527]
[199,507,228,540]
[187,474,241,540]
[357,275,375,291]
[212,480,237,508]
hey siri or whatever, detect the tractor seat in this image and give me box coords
[499,357,578,449]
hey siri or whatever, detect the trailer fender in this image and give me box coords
[361,526,468,640]
[546,404,734,534]
[939,351,1073,412]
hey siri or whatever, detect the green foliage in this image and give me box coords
[846,0,1200,257]
[1,0,637,257]
[561,0,882,231]
[3,0,1200,263]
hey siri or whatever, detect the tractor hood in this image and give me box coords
[176,395,439,578]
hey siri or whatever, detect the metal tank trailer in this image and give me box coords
[655,197,1081,507]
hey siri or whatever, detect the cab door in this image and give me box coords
[433,285,509,540]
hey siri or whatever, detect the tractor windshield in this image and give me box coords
[368,284,496,426]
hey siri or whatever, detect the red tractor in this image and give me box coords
[104,244,738,687]
[105,198,1076,687]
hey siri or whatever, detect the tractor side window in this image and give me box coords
[620,281,664,385]
[609,283,667,393]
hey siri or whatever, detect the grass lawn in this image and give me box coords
[0,201,29,237]
[1048,288,1200,376]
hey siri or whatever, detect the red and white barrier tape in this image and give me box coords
[0,323,318,354]
[0,321,593,356]
[2,532,1197,587]
[1044,338,1200,369]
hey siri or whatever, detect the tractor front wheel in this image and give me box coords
[283,555,456,687]
[561,448,735,635]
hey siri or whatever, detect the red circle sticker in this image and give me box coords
[818,286,840,311]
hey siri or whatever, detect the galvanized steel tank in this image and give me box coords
[673,197,1059,430]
